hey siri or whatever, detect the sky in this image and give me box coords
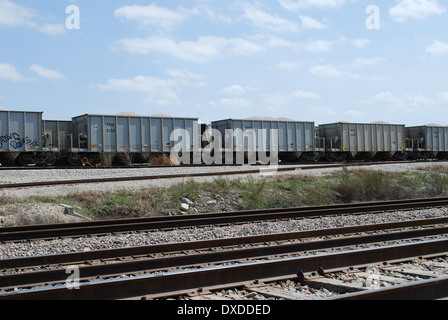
[0,0,447,126]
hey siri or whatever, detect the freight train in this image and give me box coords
[1,110,448,166]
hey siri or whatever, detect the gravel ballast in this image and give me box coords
[1,206,448,260]
[1,161,448,260]
[1,162,447,199]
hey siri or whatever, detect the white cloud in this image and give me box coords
[310,64,363,79]
[292,90,320,99]
[278,0,347,11]
[261,90,321,112]
[425,41,448,54]
[263,92,291,109]
[114,3,199,31]
[0,0,65,35]
[166,69,208,87]
[96,75,175,93]
[0,63,26,81]
[299,16,328,29]
[95,75,180,106]
[310,65,344,77]
[389,0,446,22]
[242,4,300,32]
[275,61,304,70]
[221,85,260,96]
[116,36,264,63]
[265,36,297,49]
[437,93,448,102]
[30,64,65,80]
[0,0,34,27]
[360,92,438,112]
[304,40,335,52]
[36,23,66,36]
[352,57,387,68]
[209,98,254,108]
[222,85,247,96]
[407,95,435,106]
[351,39,371,48]
[197,4,233,24]
[94,70,210,106]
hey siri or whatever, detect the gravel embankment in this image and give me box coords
[1,206,448,260]
[1,161,448,260]
[0,164,294,198]
[1,162,447,199]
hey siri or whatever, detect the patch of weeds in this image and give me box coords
[332,168,395,202]
[301,182,337,206]
[426,171,448,196]
[359,170,387,200]
[168,180,201,204]
[241,176,267,210]
[0,192,24,205]
[333,167,361,203]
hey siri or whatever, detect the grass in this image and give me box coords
[241,176,267,210]
[4,165,448,225]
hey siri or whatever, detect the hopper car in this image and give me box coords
[0,109,446,166]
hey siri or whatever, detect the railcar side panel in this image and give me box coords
[0,111,42,153]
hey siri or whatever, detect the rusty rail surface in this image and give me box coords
[1,197,448,242]
[1,216,447,270]
[328,276,448,300]
[0,161,423,189]
[0,220,447,292]
[1,239,447,300]
[0,222,448,290]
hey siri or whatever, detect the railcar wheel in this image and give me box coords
[325,152,336,162]
[334,153,347,162]
[44,153,56,166]
[68,153,81,166]
[18,153,36,166]
[402,152,409,160]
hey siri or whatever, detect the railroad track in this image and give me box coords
[0,163,243,171]
[2,197,448,242]
[0,160,432,189]
[0,197,447,300]
[0,159,433,171]
[0,235,447,300]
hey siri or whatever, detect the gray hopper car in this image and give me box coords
[0,111,52,165]
[406,125,448,159]
[211,118,317,161]
[318,122,406,161]
[68,114,200,165]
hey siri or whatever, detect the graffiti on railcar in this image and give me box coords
[0,133,39,149]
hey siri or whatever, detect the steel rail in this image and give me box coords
[0,160,428,171]
[4,196,448,234]
[1,216,447,270]
[0,161,424,189]
[327,276,448,300]
[0,163,243,171]
[1,239,446,300]
[1,197,448,242]
[1,224,447,291]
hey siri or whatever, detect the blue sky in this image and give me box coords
[0,0,447,126]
